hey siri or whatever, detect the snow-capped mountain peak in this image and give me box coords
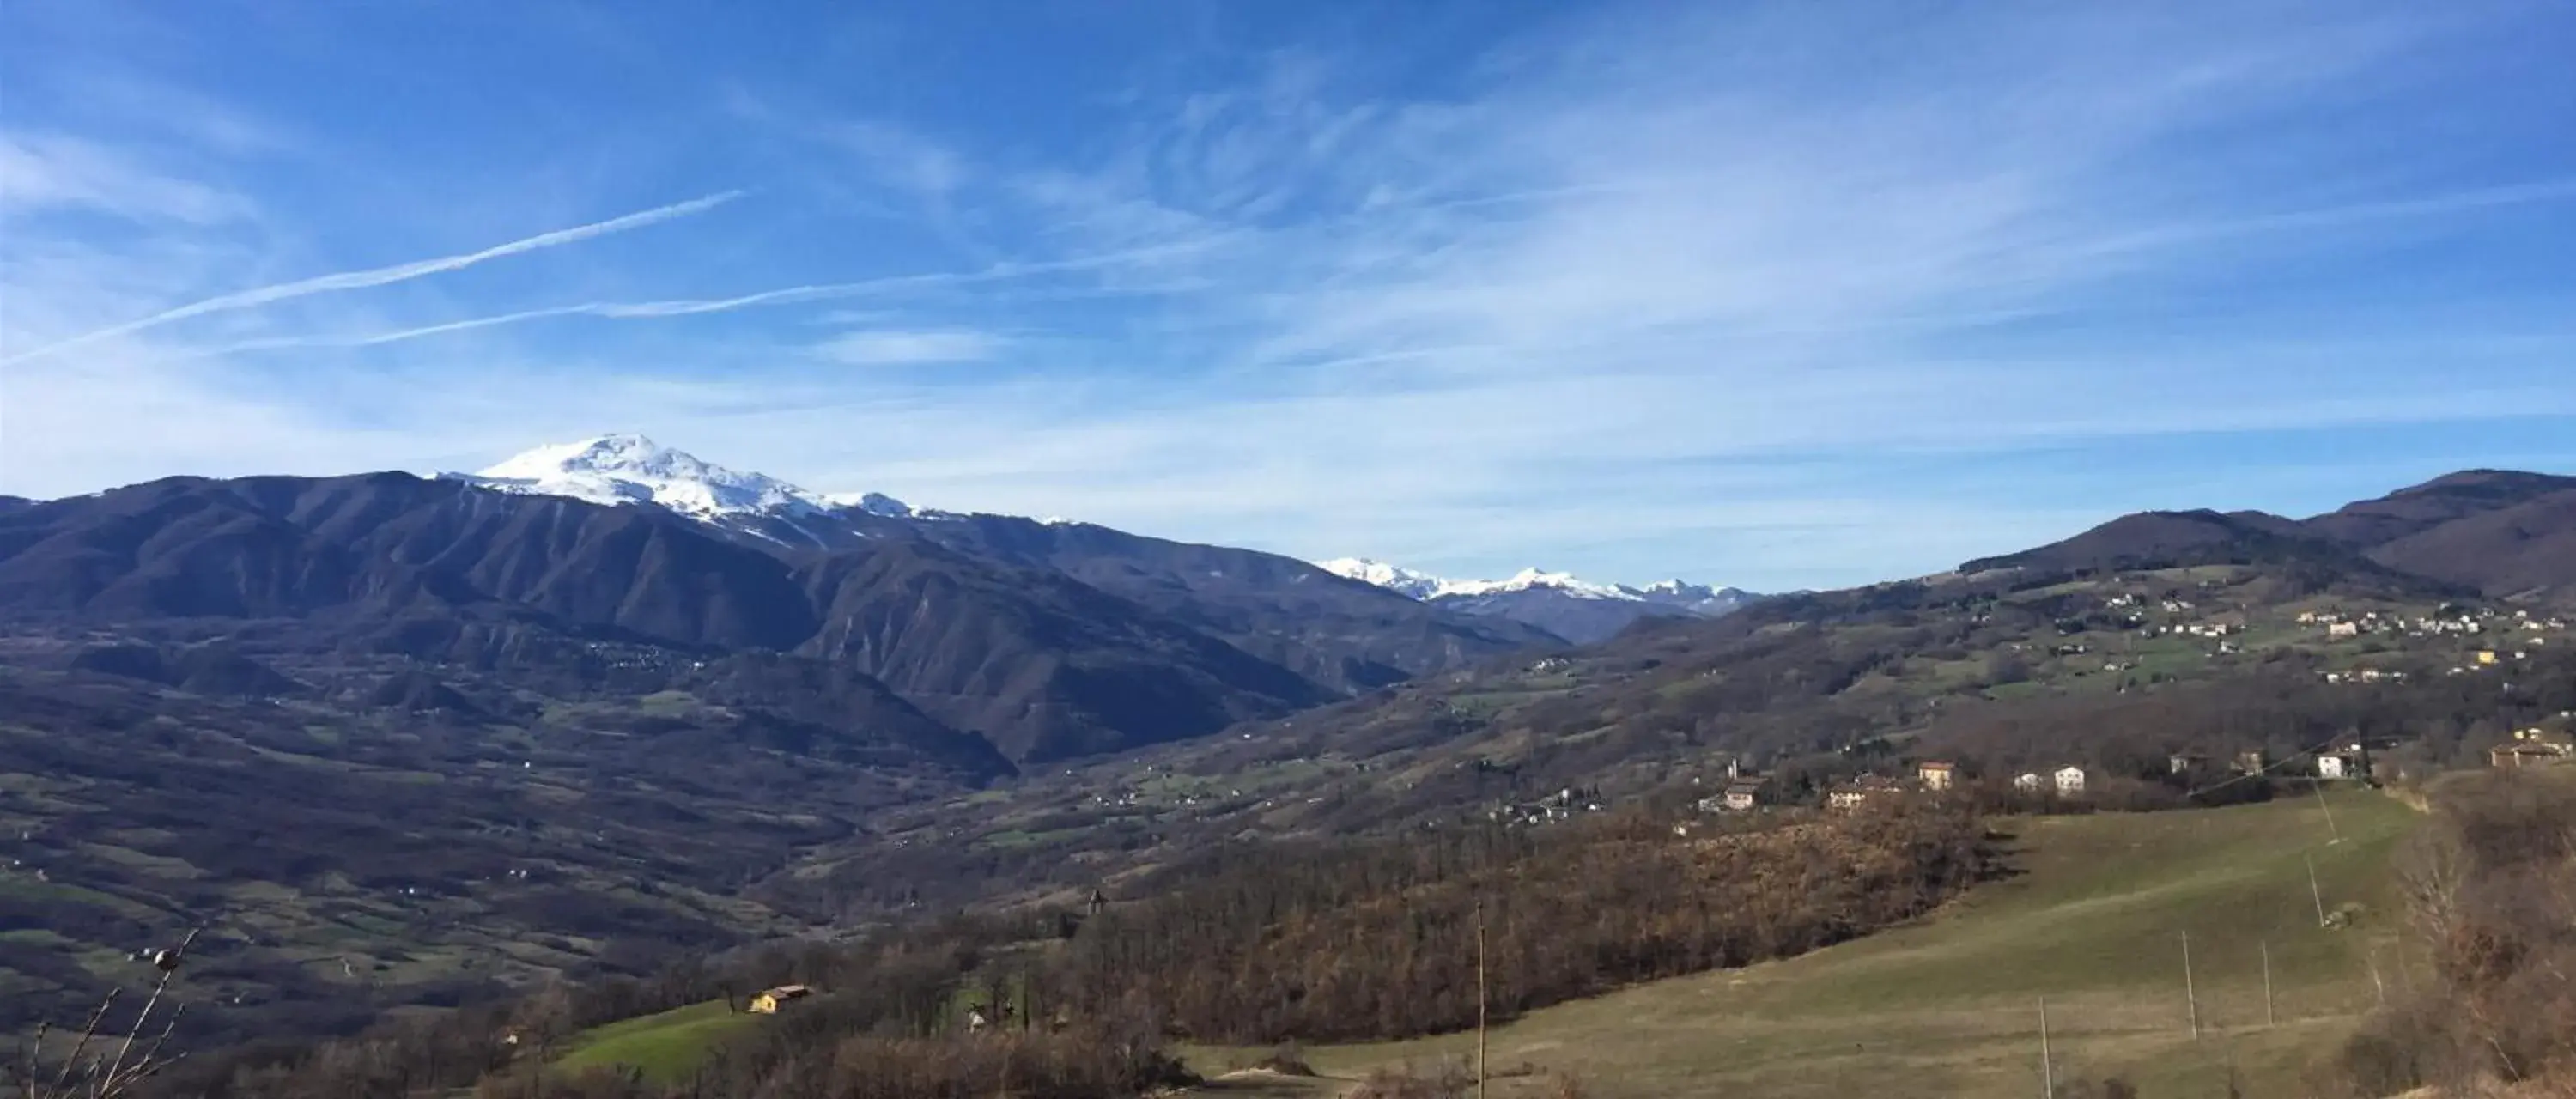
[1317,560,1643,601]
[1315,557,1450,599]
[1437,568,1642,601]
[1319,555,1758,642]
[453,434,913,523]
[824,490,916,519]
[1321,558,1756,608]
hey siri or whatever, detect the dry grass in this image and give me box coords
[1194,790,2422,1098]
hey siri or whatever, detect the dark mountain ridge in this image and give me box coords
[1958,469,2576,601]
[1425,586,1700,645]
[0,471,1538,763]
[848,511,1566,689]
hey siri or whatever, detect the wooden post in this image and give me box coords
[2039,996,2056,1099]
[2261,942,2275,1028]
[2182,931,2201,1041]
[2306,853,2329,926]
[2365,947,2387,1006]
[1477,899,1489,1099]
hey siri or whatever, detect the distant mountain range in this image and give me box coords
[8,440,2567,767]
[1959,469,2576,602]
[1317,558,1759,643]
[0,435,1555,765]
[8,445,2575,1048]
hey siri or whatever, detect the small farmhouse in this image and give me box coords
[2316,754,2358,780]
[749,985,812,1014]
[2014,772,2044,792]
[2052,766,2087,796]
[1916,761,1957,791]
[1719,780,1764,811]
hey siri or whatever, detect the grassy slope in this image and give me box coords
[1214,790,2421,1099]
[553,999,758,1084]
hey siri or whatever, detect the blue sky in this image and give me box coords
[3,1,2573,592]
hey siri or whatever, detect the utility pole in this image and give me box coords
[1477,899,1489,1099]
[2039,996,2056,1099]
[2306,853,2330,926]
[2261,942,2275,1028]
[2182,931,2201,1041]
[2365,946,2387,1006]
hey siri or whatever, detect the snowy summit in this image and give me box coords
[1321,558,1756,608]
[451,434,905,522]
[1319,556,1759,643]
[1319,559,1641,601]
[1313,558,1453,600]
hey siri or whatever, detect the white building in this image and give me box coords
[2052,766,2087,796]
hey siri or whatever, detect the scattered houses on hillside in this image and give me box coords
[1693,758,1772,813]
[2491,743,2568,769]
[1495,784,1608,827]
[2491,726,2576,769]
[2012,768,2089,797]
[1827,774,1912,811]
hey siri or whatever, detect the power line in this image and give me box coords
[2181,730,2355,802]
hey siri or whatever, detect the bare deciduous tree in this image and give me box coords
[9,928,200,1099]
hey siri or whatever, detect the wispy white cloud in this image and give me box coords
[822,119,967,200]
[815,329,1007,366]
[0,131,252,224]
[1,190,745,365]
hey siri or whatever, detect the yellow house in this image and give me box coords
[749,985,812,1014]
[2476,650,2499,665]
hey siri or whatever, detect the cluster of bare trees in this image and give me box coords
[66,797,1987,1097]
[2320,768,2576,1096]
[1051,799,1988,1043]
[153,905,1179,1099]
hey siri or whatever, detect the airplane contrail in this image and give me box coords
[182,233,1247,355]
[2,190,744,366]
